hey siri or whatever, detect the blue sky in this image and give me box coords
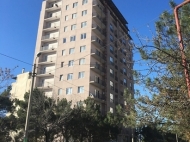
[0,0,182,88]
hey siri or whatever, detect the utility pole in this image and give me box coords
[23,52,41,142]
[174,0,190,98]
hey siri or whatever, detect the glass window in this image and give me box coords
[82,0,88,5]
[110,93,114,103]
[71,24,76,30]
[78,86,84,93]
[82,10,87,16]
[66,87,72,95]
[123,68,126,74]
[58,89,62,95]
[123,79,127,86]
[59,75,63,81]
[63,38,66,43]
[80,45,86,52]
[67,73,73,80]
[81,33,86,39]
[110,24,114,32]
[62,50,65,55]
[110,107,113,113]
[110,56,114,63]
[110,45,114,52]
[79,58,85,65]
[61,62,64,67]
[69,48,75,54]
[81,21,87,28]
[66,5,69,10]
[78,71,85,78]
[64,26,68,32]
[123,58,126,63]
[65,15,68,21]
[73,2,78,8]
[110,81,114,87]
[72,13,77,19]
[70,35,76,41]
[110,34,114,42]
[68,60,74,67]
[110,68,114,74]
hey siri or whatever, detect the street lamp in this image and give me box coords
[23,52,41,142]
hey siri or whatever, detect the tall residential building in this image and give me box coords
[33,0,133,114]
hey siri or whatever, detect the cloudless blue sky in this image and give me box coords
[0,0,182,88]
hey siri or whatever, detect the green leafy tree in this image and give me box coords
[133,1,190,141]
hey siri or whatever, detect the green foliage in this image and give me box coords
[134,1,190,141]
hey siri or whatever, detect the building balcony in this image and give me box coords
[92,12,106,28]
[90,76,105,89]
[91,49,106,62]
[92,24,105,39]
[46,4,61,12]
[38,56,56,65]
[36,69,55,77]
[90,63,105,75]
[37,82,54,89]
[92,0,105,16]
[44,14,60,21]
[40,46,57,53]
[41,35,58,42]
[91,36,105,51]
[43,24,60,32]
[89,92,106,103]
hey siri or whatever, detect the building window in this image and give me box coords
[82,0,88,5]
[110,107,113,113]
[110,34,114,42]
[78,71,85,78]
[62,50,65,56]
[66,87,72,95]
[110,24,114,32]
[110,81,114,90]
[61,62,64,67]
[110,56,114,65]
[70,35,76,41]
[67,73,73,80]
[63,38,66,43]
[81,33,86,39]
[81,21,87,28]
[66,5,69,10]
[59,75,63,81]
[71,24,76,30]
[78,86,84,93]
[68,60,74,67]
[110,68,114,77]
[65,15,68,21]
[123,79,127,86]
[79,58,85,65]
[80,45,86,52]
[123,58,126,63]
[73,2,78,8]
[110,45,114,53]
[64,26,68,32]
[69,48,75,54]
[123,68,126,75]
[82,10,87,16]
[72,13,77,19]
[58,89,62,95]
[110,93,114,103]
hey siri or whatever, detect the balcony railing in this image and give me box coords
[92,12,106,26]
[42,35,58,40]
[91,36,105,50]
[90,76,105,87]
[39,69,55,75]
[92,0,105,13]
[91,49,106,61]
[38,82,53,88]
[40,56,56,63]
[44,13,60,20]
[92,24,105,37]
[89,93,106,101]
[40,46,56,51]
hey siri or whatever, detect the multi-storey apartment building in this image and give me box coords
[33,0,133,114]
